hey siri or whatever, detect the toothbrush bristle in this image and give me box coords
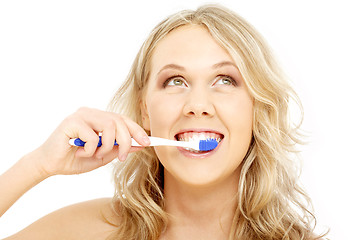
[199,139,218,151]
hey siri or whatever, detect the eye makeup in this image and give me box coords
[162,75,187,88]
[156,62,242,89]
[213,75,238,86]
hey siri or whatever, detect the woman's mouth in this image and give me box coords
[175,131,224,154]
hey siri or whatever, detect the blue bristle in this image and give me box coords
[199,138,218,151]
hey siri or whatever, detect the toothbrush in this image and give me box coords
[69,136,218,151]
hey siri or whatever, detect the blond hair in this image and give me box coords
[107,4,325,240]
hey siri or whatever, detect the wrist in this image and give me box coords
[19,149,53,182]
[0,149,52,217]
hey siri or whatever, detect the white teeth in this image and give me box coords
[176,132,223,153]
[177,132,223,143]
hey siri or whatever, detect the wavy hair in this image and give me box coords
[107,4,326,240]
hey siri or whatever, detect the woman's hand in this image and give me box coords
[0,107,149,218]
[32,107,150,177]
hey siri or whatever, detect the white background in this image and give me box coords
[0,0,358,239]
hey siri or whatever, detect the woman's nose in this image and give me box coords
[183,88,215,118]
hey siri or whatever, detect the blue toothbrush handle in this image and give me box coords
[72,136,118,147]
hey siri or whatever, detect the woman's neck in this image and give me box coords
[161,170,239,240]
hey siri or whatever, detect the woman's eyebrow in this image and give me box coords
[212,61,238,69]
[156,61,238,76]
[157,64,185,76]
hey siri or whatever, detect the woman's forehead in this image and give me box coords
[150,25,234,74]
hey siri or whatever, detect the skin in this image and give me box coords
[142,25,253,239]
[0,25,253,239]
[0,109,148,239]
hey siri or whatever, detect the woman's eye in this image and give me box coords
[215,75,237,86]
[163,76,187,87]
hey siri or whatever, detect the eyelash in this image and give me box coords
[162,75,238,88]
[162,75,185,87]
[216,75,238,86]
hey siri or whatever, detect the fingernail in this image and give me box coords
[142,136,150,145]
[120,154,127,162]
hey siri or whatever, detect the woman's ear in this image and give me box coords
[140,100,150,131]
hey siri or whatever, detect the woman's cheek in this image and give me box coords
[147,94,183,133]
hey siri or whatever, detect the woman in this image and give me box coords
[0,4,325,240]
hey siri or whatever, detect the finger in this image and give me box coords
[76,109,149,147]
[73,122,99,158]
[114,117,132,162]
[95,125,116,159]
[84,145,145,170]
[75,107,112,133]
[101,148,120,165]
[76,153,115,173]
[129,146,146,153]
[100,147,140,164]
[121,115,150,146]
[101,146,144,163]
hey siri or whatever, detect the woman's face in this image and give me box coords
[142,25,253,187]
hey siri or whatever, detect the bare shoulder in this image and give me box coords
[4,198,120,240]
